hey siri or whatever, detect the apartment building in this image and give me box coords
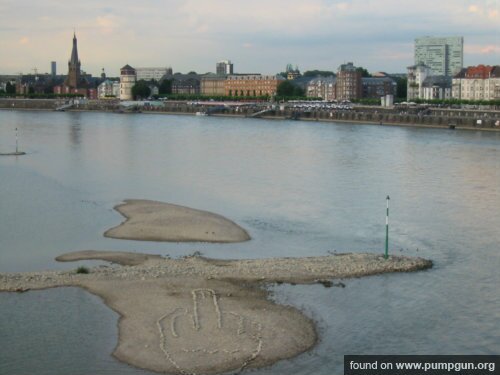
[336,62,361,100]
[452,65,500,101]
[407,63,432,100]
[225,74,284,97]
[306,76,336,100]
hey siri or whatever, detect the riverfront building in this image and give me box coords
[225,74,284,97]
[362,77,397,99]
[170,74,201,95]
[119,65,136,100]
[306,76,336,100]
[201,74,227,96]
[414,36,463,77]
[421,76,452,100]
[98,79,120,99]
[336,62,362,100]
[407,63,432,100]
[307,75,396,101]
[452,65,500,101]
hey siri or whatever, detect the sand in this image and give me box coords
[0,251,432,375]
[0,200,432,374]
[104,199,251,243]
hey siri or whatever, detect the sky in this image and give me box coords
[0,0,498,77]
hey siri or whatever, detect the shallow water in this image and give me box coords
[0,110,499,374]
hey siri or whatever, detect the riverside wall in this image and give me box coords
[1,98,499,130]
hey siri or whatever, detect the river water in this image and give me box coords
[0,110,499,374]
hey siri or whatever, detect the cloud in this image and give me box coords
[336,2,349,10]
[0,0,499,76]
[96,15,120,34]
[488,9,498,18]
[468,5,480,13]
[466,44,500,55]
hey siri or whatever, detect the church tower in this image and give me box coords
[65,32,81,88]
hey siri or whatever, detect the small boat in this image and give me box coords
[196,111,208,116]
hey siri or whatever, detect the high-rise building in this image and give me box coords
[414,36,463,77]
[51,61,56,77]
[64,33,81,88]
[216,60,233,75]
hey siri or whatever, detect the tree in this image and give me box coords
[277,81,295,96]
[356,67,371,77]
[303,70,335,77]
[131,80,151,99]
[159,79,172,95]
[276,81,305,98]
[293,86,304,96]
[6,81,16,94]
[396,77,407,99]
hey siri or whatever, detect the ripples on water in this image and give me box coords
[0,111,499,374]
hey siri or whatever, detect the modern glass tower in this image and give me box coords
[414,36,463,77]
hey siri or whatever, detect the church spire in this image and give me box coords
[70,32,79,66]
[65,31,81,88]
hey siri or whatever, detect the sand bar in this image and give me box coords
[0,251,432,375]
[104,199,251,243]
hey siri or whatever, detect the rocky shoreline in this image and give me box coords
[0,251,432,293]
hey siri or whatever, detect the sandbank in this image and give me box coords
[104,199,251,243]
[0,251,432,375]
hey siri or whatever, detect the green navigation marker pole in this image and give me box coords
[385,195,390,259]
[15,128,18,154]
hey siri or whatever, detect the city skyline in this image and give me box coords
[0,0,498,76]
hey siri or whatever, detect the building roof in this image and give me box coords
[453,65,500,79]
[453,68,468,79]
[308,76,336,84]
[201,73,227,80]
[362,77,396,84]
[407,62,431,70]
[120,64,135,71]
[465,65,494,79]
[170,74,201,84]
[289,75,316,88]
[422,75,452,88]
